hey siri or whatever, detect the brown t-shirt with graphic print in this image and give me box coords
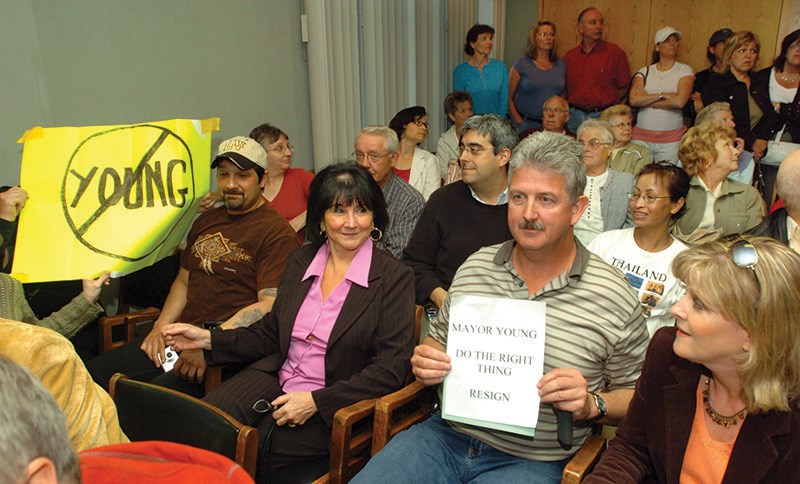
[179,203,299,325]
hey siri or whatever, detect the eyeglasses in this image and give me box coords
[724,235,761,289]
[353,151,390,163]
[543,107,568,115]
[537,31,555,38]
[627,192,671,204]
[580,138,611,149]
[268,144,294,154]
[791,41,800,51]
[412,119,429,129]
[610,121,633,129]
[457,144,491,156]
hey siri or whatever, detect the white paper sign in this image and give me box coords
[442,294,546,436]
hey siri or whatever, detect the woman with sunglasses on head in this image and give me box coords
[586,235,800,483]
[629,27,695,165]
[250,123,315,243]
[600,104,652,176]
[588,163,689,337]
[674,123,764,239]
[389,106,440,200]
[163,163,415,483]
[508,21,565,133]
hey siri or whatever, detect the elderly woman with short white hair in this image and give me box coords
[574,119,634,246]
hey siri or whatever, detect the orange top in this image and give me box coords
[680,383,744,484]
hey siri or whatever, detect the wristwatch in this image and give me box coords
[587,392,607,422]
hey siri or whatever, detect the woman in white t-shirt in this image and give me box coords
[630,27,694,165]
[588,163,690,336]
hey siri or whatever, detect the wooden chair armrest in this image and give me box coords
[561,434,607,483]
[372,380,432,454]
[99,307,160,352]
[326,398,378,484]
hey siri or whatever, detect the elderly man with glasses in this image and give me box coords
[519,96,575,140]
[354,126,425,258]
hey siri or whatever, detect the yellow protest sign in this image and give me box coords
[11,118,217,283]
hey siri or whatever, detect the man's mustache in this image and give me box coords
[518,221,545,230]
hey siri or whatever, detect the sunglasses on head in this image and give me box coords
[722,235,760,289]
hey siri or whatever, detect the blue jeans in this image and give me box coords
[567,107,601,133]
[352,414,568,484]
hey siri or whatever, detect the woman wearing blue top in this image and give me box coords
[509,21,566,132]
[453,24,508,117]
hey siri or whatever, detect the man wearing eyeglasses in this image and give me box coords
[403,114,515,315]
[519,96,574,140]
[354,126,424,259]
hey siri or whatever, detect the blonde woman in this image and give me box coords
[587,236,800,483]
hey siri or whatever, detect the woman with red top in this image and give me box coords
[388,106,440,200]
[586,235,800,483]
[250,123,315,242]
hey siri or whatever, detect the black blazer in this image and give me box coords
[701,71,779,150]
[586,327,800,483]
[748,207,790,245]
[207,243,416,426]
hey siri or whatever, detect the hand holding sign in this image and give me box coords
[411,338,452,386]
[442,295,547,436]
[537,367,593,421]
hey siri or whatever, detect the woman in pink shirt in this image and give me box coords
[164,163,415,483]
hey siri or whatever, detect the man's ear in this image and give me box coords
[25,457,59,484]
[496,147,512,168]
[389,152,399,168]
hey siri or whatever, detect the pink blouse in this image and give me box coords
[278,239,373,392]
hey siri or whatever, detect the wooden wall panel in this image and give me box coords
[777,0,800,49]
[649,0,783,73]
[539,0,794,80]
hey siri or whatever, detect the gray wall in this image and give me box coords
[0,0,313,186]
[503,0,539,70]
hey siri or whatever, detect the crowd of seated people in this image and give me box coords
[3,6,799,484]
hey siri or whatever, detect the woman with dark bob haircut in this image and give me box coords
[587,235,800,482]
[164,162,415,483]
[454,23,508,117]
[388,106,440,200]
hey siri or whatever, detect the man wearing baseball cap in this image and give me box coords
[690,28,734,119]
[88,136,300,397]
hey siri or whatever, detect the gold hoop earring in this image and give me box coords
[370,227,383,242]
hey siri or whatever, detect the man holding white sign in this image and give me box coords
[355,131,648,482]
